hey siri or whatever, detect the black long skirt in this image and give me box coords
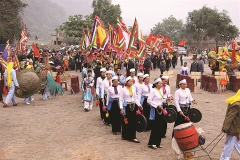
[99,95,111,125]
[122,104,138,140]
[99,98,105,120]
[148,109,165,147]
[143,98,151,131]
[109,100,121,132]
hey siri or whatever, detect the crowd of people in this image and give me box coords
[0,47,239,159]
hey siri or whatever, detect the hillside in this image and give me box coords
[21,0,67,42]
[50,0,92,17]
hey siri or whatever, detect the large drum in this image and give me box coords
[15,69,42,98]
[174,123,199,151]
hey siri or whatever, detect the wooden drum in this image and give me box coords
[174,123,199,151]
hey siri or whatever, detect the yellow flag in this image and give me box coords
[97,25,107,46]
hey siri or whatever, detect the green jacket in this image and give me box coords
[222,102,240,136]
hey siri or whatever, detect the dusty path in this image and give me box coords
[0,56,239,160]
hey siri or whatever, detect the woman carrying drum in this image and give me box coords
[147,78,166,149]
[173,79,197,131]
[139,74,152,131]
[121,77,143,143]
[161,75,173,138]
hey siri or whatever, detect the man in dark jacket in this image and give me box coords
[220,97,240,160]
[190,59,199,73]
[75,53,81,72]
[126,59,134,76]
[93,62,101,87]
[144,58,151,75]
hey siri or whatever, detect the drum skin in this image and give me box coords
[174,123,199,151]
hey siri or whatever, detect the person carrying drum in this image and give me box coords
[121,77,142,143]
[220,90,240,160]
[173,79,197,133]
[147,78,166,149]
[138,74,152,131]
[3,62,19,108]
[161,76,173,138]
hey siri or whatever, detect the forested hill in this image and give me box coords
[21,0,67,41]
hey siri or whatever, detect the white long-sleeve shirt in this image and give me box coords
[121,86,141,109]
[106,86,123,107]
[161,84,171,103]
[138,83,153,97]
[96,77,105,96]
[135,82,143,102]
[101,78,112,98]
[174,88,194,112]
[147,88,163,108]
[131,76,138,87]
[4,69,19,87]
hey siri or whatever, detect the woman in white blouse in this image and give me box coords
[174,79,197,128]
[121,77,142,143]
[135,72,144,102]
[96,68,106,121]
[139,74,152,131]
[147,78,165,149]
[106,76,123,135]
[101,70,113,125]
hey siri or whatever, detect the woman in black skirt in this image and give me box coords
[173,79,197,128]
[147,78,165,149]
[121,76,142,143]
[139,74,152,131]
[106,76,123,135]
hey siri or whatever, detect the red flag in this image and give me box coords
[178,40,186,47]
[32,43,40,60]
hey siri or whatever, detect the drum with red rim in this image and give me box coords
[174,123,199,151]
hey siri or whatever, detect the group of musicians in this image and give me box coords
[86,67,197,149]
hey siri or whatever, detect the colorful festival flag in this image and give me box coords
[128,18,146,59]
[0,41,10,69]
[90,15,109,52]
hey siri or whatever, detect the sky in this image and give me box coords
[50,0,240,35]
[111,0,240,34]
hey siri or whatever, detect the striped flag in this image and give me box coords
[90,15,109,52]
[118,19,130,49]
[128,18,146,59]
[0,41,11,69]
[117,22,126,49]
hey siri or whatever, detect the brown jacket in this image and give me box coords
[222,102,240,136]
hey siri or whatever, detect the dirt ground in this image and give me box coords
[0,55,239,160]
